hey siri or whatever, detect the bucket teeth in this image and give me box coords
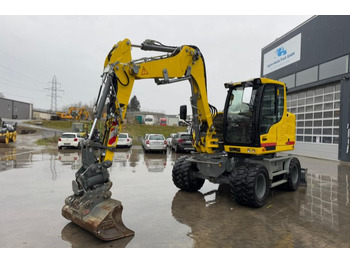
[62,182,134,241]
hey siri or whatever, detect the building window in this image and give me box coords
[296,66,318,86]
[279,74,295,88]
[319,55,349,80]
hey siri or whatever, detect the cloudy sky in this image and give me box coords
[0,12,312,114]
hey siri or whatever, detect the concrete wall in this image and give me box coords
[0,97,32,119]
[292,142,338,161]
[0,98,12,118]
[33,111,52,120]
[167,116,179,126]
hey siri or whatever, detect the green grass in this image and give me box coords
[28,120,187,146]
[121,123,187,145]
[35,135,60,146]
[24,120,73,131]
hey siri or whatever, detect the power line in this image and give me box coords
[45,75,64,112]
[0,64,48,85]
[0,76,47,93]
[0,50,51,75]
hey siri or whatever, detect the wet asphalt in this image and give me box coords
[1,130,350,248]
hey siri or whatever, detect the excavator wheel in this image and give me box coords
[230,163,270,208]
[172,156,205,192]
[10,131,16,142]
[0,135,9,144]
[62,182,134,241]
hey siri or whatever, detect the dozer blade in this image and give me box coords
[62,182,134,241]
[300,168,308,186]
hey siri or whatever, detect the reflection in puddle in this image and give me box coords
[61,222,133,248]
[170,165,350,247]
[0,150,17,171]
[300,173,339,229]
[58,150,81,170]
[143,152,167,173]
[1,144,350,247]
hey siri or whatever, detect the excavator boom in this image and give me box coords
[62,38,218,241]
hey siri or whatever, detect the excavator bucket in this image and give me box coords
[62,180,134,241]
[62,198,134,241]
[62,145,134,241]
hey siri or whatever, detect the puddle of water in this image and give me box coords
[0,145,350,247]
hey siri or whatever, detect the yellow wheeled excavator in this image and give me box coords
[62,38,304,241]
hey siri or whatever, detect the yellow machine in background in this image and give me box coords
[62,39,303,241]
[0,118,17,144]
[76,107,90,121]
[56,107,74,120]
[56,107,90,121]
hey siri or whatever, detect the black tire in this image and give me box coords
[172,156,204,192]
[283,157,301,191]
[230,163,270,208]
[58,146,62,150]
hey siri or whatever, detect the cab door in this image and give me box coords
[259,84,285,150]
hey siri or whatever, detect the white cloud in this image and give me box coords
[0,15,311,114]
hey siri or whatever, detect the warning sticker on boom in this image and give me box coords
[141,66,148,75]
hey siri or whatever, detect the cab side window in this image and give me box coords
[260,84,284,134]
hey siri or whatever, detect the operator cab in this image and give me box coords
[223,78,294,155]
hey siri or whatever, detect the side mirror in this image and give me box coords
[180,105,187,120]
[242,86,253,104]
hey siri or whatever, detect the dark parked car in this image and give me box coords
[171,132,195,152]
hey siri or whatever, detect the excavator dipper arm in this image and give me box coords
[62,38,219,241]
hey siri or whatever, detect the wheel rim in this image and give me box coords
[290,165,298,184]
[255,173,267,199]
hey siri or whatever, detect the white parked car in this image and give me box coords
[117,133,132,148]
[58,132,84,149]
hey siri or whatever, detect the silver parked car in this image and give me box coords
[142,134,167,153]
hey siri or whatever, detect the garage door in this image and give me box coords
[287,82,340,160]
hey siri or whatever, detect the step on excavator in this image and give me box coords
[62,39,306,241]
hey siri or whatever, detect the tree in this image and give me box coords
[0,92,4,98]
[128,95,141,111]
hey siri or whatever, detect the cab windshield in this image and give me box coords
[226,86,256,144]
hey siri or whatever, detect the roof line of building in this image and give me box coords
[262,15,317,51]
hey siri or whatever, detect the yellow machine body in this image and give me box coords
[62,39,301,242]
